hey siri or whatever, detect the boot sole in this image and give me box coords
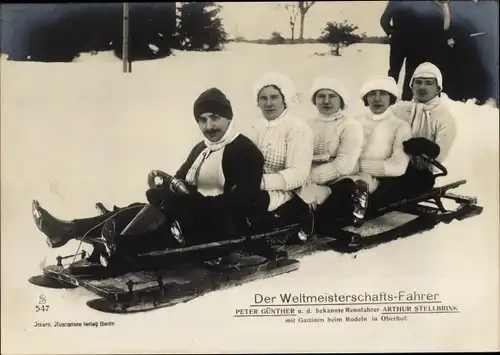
[32,200,69,248]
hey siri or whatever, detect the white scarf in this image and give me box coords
[259,108,291,128]
[371,109,392,122]
[317,109,344,122]
[185,120,240,186]
[409,95,441,127]
[408,95,441,169]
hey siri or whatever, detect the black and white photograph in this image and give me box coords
[1,1,499,353]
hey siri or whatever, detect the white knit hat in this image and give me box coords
[309,75,349,110]
[410,62,443,89]
[360,76,400,101]
[253,72,299,107]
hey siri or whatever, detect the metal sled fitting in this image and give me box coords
[125,276,166,295]
[55,250,87,267]
[125,275,169,306]
[395,181,483,224]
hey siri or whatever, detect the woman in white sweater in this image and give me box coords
[306,76,364,187]
[340,77,413,224]
[355,77,412,188]
[297,76,368,232]
[246,72,315,232]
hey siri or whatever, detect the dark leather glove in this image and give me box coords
[403,138,440,159]
[146,186,175,209]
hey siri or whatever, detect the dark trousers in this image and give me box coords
[388,34,407,86]
[366,167,436,216]
[313,179,359,233]
[311,168,435,232]
[71,189,314,255]
[248,191,312,233]
[70,202,175,255]
[388,30,452,101]
[70,191,268,255]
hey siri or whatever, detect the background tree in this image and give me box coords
[176,2,228,51]
[270,31,286,45]
[10,2,227,62]
[277,3,299,43]
[115,4,176,61]
[298,1,316,43]
[23,4,176,62]
[319,20,364,56]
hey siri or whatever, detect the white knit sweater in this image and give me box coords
[247,109,314,211]
[306,112,364,185]
[390,97,457,170]
[354,109,412,178]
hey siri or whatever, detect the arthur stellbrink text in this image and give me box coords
[233,291,460,324]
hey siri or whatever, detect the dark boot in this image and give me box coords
[351,180,369,227]
[266,197,312,244]
[32,200,144,248]
[32,200,81,248]
[95,202,111,214]
[99,219,116,267]
[314,179,358,234]
[120,204,167,236]
[169,220,187,246]
[100,217,186,261]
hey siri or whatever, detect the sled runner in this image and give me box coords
[28,156,483,314]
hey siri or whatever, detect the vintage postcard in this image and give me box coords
[1,1,499,353]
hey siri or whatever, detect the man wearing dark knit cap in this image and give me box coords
[146,87,268,245]
[31,88,267,262]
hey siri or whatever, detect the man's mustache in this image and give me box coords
[204,129,219,134]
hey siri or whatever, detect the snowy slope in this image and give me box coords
[1,43,498,353]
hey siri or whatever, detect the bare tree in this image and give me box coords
[275,2,315,43]
[298,1,316,43]
[284,4,300,42]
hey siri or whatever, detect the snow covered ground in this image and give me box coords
[1,43,498,353]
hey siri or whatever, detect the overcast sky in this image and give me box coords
[219,1,389,40]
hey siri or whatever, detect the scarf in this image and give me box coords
[371,109,392,122]
[408,95,441,169]
[317,109,345,122]
[259,108,291,128]
[185,120,240,186]
[409,95,441,133]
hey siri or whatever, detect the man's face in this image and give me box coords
[197,112,231,142]
[315,89,342,115]
[412,77,440,103]
[258,85,286,120]
[366,90,391,114]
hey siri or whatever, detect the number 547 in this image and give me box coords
[36,305,50,312]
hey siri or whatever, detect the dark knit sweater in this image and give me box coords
[174,134,266,213]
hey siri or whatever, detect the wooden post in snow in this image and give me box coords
[122,3,131,73]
